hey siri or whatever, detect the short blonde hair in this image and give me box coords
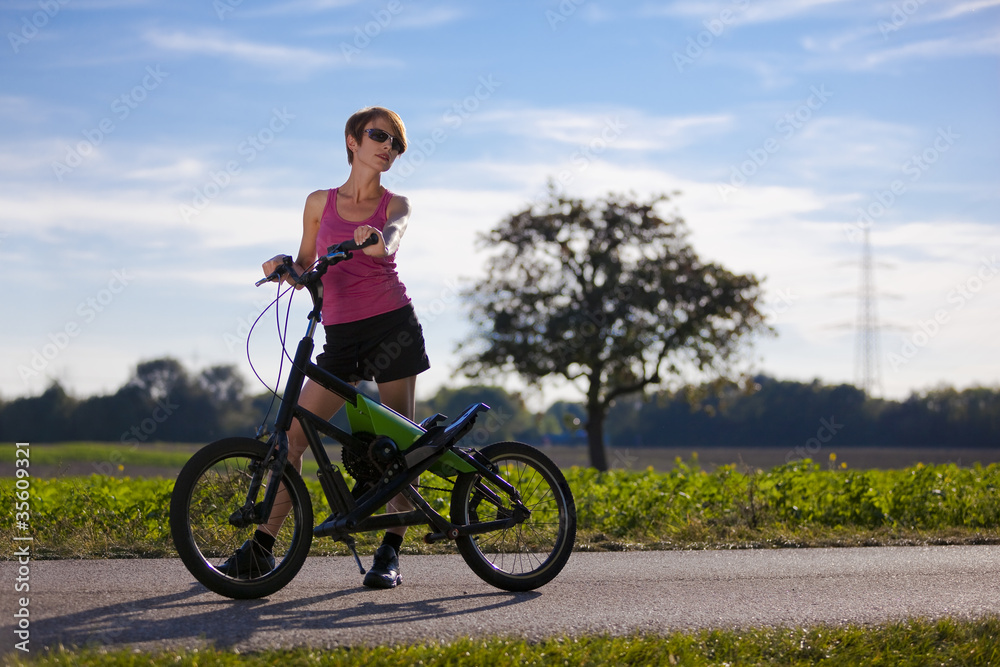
[345,106,407,164]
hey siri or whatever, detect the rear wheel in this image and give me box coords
[170,437,313,599]
[451,441,575,591]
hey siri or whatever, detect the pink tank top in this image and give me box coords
[316,188,410,325]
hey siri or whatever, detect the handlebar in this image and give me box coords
[255,233,379,287]
[337,232,380,254]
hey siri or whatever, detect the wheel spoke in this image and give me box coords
[452,442,576,590]
[170,438,314,599]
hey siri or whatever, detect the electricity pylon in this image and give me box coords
[854,226,883,398]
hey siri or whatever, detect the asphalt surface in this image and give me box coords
[3,546,999,654]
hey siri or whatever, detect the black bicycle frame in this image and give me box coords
[246,243,528,556]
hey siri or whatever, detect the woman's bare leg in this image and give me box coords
[259,379,347,536]
[376,375,419,537]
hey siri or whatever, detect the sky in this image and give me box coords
[2,0,998,410]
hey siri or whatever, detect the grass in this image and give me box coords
[5,445,999,664]
[13,442,200,472]
[3,454,1000,559]
[8,441,337,477]
[7,616,1000,665]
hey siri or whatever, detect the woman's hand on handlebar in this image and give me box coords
[259,234,377,287]
[260,254,302,287]
[353,225,386,257]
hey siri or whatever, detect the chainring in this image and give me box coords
[342,431,382,484]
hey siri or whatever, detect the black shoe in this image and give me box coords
[216,539,275,579]
[363,544,402,589]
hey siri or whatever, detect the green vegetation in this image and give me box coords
[8,616,1000,665]
[16,442,199,471]
[3,457,998,559]
[16,442,317,475]
[4,356,1000,454]
[5,451,999,664]
[573,456,1000,549]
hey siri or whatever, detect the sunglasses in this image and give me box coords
[364,128,405,153]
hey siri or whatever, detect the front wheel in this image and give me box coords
[170,437,313,599]
[451,441,576,591]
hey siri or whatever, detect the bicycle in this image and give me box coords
[169,235,576,599]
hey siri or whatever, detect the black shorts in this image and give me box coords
[316,304,430,384]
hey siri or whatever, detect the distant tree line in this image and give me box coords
[0,359,262,444]
[603,376,1000,450]
[2,358,998,449]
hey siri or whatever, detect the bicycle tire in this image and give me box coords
[451,441,576,591]
[170,437,313,599]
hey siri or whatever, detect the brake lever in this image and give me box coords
[255,271,281,287]
[255,256,300,287]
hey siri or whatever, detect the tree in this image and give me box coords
[198,364,255,436]
[199,365,247,405]
[124,357,220,441]
[127,358,189,403]
[0,383,76,442]
[459,187,769,470]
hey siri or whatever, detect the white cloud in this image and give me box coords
[923,0,1000,22]
[0,184,297,250]
[644,0,859,24]
[301,5,466,36]
[6,151,997,401]
[143,30,347,70]
[468,106,734,153]
[799,3,1000,70]
[741,0,857,24]
[240,0,361,14]
[860,32,1000,67]
[376,6,466,30]
[121,158,206,183]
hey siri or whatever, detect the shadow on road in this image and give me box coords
[23,582,540,652]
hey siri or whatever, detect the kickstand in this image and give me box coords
[344,536,366,574]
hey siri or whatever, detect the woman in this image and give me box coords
[220,106,428,589]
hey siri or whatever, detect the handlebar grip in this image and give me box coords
[255,256,294,286]
[339,233,379,252]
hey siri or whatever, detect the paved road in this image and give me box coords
[3,546,999,654]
